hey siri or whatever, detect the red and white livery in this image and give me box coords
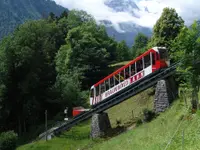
[90,47,170,107]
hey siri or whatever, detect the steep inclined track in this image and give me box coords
[38,62,178,140]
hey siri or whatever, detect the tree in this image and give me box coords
[172,21,200,109]
[132,33,148,58]
[54,70,88,112]
[0,36,12,131]
[67,10,95,30]
[148,8,184,54]
[59,10,68,19]
[56,21,113,89]
[48,12,56,21]
[116,40,130,61]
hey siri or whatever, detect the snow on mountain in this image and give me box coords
[104,0,139,17]
[101,0,152,46]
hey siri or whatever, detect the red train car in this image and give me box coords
[89,47,170,107]
[72,107,90,117]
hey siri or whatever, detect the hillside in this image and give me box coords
[17,89,200,150]
[0,0,67,39]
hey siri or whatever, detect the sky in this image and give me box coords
[53,0,200,30]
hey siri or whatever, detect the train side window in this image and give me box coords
[125,67,129,79]
[129,65,131,77]
[114,74,119,85]
[119,70,125,82]
[105,80,109,91]
[151,53,155,65]
[96,85,99,96]
[131,63,135,76]
[136,59,143,72]
[144,54,151,68]
[110,77,114,88]
[101,82,106,93]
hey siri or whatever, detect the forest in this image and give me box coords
[0,7,200,149]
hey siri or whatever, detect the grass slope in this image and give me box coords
[106,88,154,128]
[89,99,200,150]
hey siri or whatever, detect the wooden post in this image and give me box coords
[45,110,48,141]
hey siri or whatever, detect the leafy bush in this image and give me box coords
[0,131,18,150]
[136,119,143,127]
[143,109,156,122]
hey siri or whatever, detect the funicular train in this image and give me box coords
[73,47,170,116]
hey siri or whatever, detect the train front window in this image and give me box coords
[96,86,99,96]
[90,89,94,97]
[159,48,168,60]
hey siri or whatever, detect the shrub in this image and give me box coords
[143,109,156,122]
[136,119,143,127]
[0,131,18,150]
[147,87,155,96]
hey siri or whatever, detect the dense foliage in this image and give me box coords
[0,0,66,39]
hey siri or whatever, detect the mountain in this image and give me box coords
[104,0,139,17]
[0,0,67,39]
[102,0,152,47]
[0,0,152,47]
